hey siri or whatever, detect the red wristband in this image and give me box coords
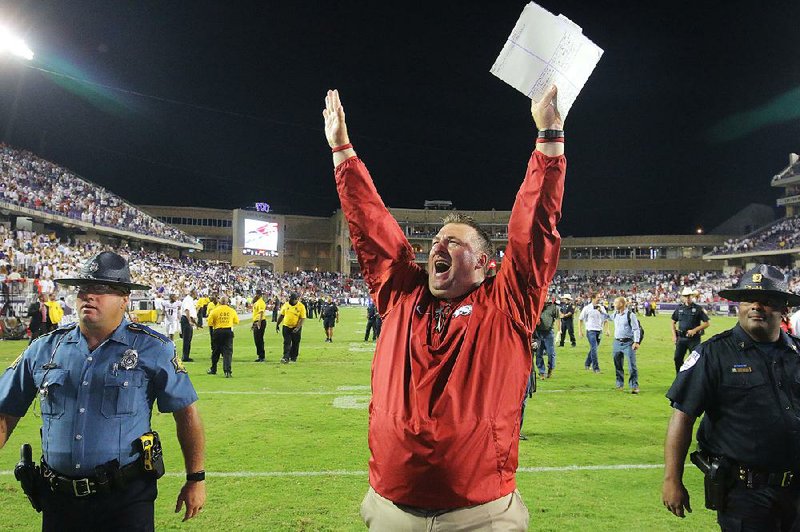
[536,137,564,144]
[332,143,353,153]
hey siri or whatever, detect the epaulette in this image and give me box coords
[126,322,169,343]
[30,323,78,344]
[705,329,733,343]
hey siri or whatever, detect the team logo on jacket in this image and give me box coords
[453,305,473,317]
[120,349,139,370]
[680,350,701,372]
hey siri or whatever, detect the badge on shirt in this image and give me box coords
[120,349,139,370]
[680,350,701,372]
[453,305,473,317]
[731,364,752,373]
[171,347,187,374]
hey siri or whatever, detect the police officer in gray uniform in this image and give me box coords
[0,251,206,530]
[662,265,800,529]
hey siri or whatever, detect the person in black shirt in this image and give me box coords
[320,297,339,343]
[558,294,576,347]
[671,287,710,373]
[662,264,800,528]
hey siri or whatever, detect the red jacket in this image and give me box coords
[335,150,566,508]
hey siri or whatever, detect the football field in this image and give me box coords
[0,309,733,530]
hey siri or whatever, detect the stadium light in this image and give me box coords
[0,26,34,60]
[696,227,704,234]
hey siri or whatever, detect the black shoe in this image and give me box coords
[183,358,194,362]
[254,358,265,362]
[224,372,232,378]
[280,358,289,364]
[519,433,528,441]
[206,369,216,375]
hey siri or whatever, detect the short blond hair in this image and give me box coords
[614,296,628,308]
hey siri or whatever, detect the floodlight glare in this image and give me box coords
[0,26,34,60]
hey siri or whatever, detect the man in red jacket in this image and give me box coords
[323,86,566,530]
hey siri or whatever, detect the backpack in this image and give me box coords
[627,311,644,343]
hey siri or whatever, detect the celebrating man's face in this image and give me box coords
[428,223,487,300]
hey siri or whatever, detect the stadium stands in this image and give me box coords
[709,215,800,256]
[0,143,199,245]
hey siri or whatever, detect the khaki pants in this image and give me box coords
[360,487,529,531]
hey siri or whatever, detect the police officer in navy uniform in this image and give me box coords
[662,264,800,529]
[0,251,206,530]
[558,293,576,347]
[671,287,710,373]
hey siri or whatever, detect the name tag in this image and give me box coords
[731,365,752,373]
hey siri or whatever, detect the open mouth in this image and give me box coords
[433,259,451,274]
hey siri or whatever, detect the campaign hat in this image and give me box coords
[56,251,151,291]
[718,264,800,306]
[679,287,698,297]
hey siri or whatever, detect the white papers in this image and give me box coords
[490,2,603,120]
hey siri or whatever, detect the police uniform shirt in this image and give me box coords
[0,320,198,474]
[666,325,800,471]
[560,302,575,320]
[279,302,307,328]
[671,302,709,335]
[321,302,338,320]
[207,304,240,329]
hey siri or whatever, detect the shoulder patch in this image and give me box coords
[680,350,701,372]
[127,323,169,343]
[171,346,187,374]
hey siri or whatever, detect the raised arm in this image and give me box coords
[323,89,422,310]
[494,86,566,327]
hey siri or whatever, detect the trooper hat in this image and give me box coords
[718,264,800,306]
[679,287,698,297]
[56,251,151,291]
[561,293,572,300]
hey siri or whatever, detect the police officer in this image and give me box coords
[364,299,379,342]
[558,293,576,347]
[662,264,800,528]
[671,287,710,373]
[206,295,239,378]
[320,296,338,343]
[0,251,206,530]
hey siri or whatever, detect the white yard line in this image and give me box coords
[0,464,663,478]
[198,388,607,396]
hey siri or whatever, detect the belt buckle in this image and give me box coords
[782,471,793,488]
[72,478,92,497]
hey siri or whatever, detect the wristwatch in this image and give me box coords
[537,129,564,139]
[186,470,206,482]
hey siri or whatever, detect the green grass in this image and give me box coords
[0,310,733,530]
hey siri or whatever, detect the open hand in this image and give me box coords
[323,89,350,148]
[531,85,563,131]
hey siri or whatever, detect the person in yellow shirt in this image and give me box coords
[205,295,218,365]
[251,290,268,362]
[206,295,240,378]
[276,292,306,364]
[44,293,64,331]
[195,295,210,328]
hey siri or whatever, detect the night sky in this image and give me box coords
[1,1,799,236]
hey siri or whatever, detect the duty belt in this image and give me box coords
[737,466,798,489]
[41,459,145,497]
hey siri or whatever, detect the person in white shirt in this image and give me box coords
[180,290,198,362]
[163,294,182,340]
[790,306,800,336]
[579,293,610,373]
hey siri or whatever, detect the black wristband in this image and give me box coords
[186,470,205,482]
[538,129,565,139]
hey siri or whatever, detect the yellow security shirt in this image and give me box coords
[206,301,217,314]
[279,301,306,328]
[45,301,63,324]
[252,298,267,321]
[207,304,240,329]
[196,297,210,310]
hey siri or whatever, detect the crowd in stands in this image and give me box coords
[0,225,368,317]
[0,143,198,245]
[712,215,800,255]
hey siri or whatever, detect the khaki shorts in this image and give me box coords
[360,486,529,531]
